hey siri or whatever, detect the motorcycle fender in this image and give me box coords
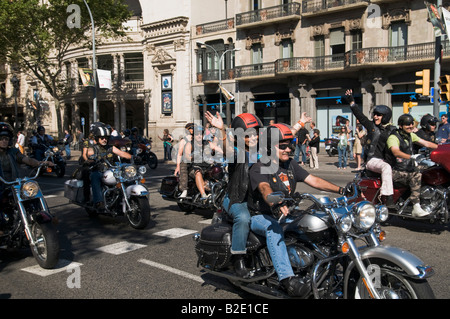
[345,245,434,280]
[30,211,54,224]
[126,184,149,197]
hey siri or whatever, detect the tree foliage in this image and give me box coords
[0,0,131,136]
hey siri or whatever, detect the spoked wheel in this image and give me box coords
[126,197,151,229]
[30,222,60,269]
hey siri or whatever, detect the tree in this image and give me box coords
[0,0,131,137]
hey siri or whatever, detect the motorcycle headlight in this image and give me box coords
[124,165,137,178]
[146,144,151,150]
[138,166,146,175]
[120,146,127,152]
[136,148,143,155]
[337,215,352,233]
[376,205,389,223]
[352,202,376,230]
[22,181,40,198]
[52,147,59,152]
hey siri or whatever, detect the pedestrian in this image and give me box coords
[76,128,84,151]
[437,113,450,143]
[294,125,308,165]
[337,126,348,169]
[158,129,173,161]
[345,119,354,160]
[15,131,25,154]
[64,129,72,159]
[353,123,366,171]
[309,128,320,169]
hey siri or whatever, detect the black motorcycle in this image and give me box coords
[193,185,435,299]
[160,163,227,213]
[134,138,158,170]
[32,142,66,177]
[0,163,60,269]
[324,136,338,157]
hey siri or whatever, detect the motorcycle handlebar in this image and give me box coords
[0,162,46,185]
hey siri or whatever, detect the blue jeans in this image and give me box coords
[90,170,103,204]
[65,144,71,158]
[338,146,347,168]
[294,144,307,163]
[250,214,295,281]
[222,195,251,254]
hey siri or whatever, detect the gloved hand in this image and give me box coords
[339,183,354,197]
[410,154,424,165]
[343,89,355,105]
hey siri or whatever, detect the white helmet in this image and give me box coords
[102,169,116,186]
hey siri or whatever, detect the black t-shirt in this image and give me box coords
[248,159,309,214]
[296,128,308,145]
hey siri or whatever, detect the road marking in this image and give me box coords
[153,228,197,239]
[199,219,212,224]
[21,259,83,277]
[96,241,147,255]
[138,259,204,283]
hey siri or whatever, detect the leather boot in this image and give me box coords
[381,195,396,209]
[233,255,250,278]
[281,276,311,298]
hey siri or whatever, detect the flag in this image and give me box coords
[425,1,446,37]
[97,69,112,90]
[78,68,95,87]
[442,7,450,39]
[219,85,235,101]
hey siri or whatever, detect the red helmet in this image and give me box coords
[231,113,263,130]
[207,164,224,180]
[260,123,294,156]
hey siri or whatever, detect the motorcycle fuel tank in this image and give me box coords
[290,212,331,243]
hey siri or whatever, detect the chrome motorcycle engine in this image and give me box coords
[419,185,442,214]
[287,244,314,270]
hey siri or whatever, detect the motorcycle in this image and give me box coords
[324,136,338,157]
[37,143,66,177]
[64,158,151,229]
[193,185,435,299]
[159,162,228,213]
[134,137,158,170]
[353,143,450,224]
[0,163,60,269]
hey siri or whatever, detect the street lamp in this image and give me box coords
[83,0,97,122]
[10,74,19,132]
[197,42,239,119]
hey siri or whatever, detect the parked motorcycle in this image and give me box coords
[353,144,450,224]
[324,136,338,157]
[38,143,66,177]
[134,137,158,170]
[0,163,60,269]
[64,158,151,229]
[193,185,435,299]
[160,162,227,213]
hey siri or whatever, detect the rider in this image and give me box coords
[88,122,132,210]
[247,123,349,297]
[129,127,146,155]
[30,125,54,161]
[386,114,438,217]
[345,89,396,208]
[413,114,438,154]
[174,122,194,198]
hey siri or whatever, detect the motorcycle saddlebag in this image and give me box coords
[159,175,179,197]
[64,179,84,202]
[195,223,232,270]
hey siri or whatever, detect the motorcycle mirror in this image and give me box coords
[267,191,285,204]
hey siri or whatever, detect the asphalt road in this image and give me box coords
[0,151,448,304]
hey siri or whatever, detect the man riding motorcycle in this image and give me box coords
[30,125,54,161]
[87,122,132,210]
[385,113,438,217]
[414,113,438,154]
[247,123,349,297]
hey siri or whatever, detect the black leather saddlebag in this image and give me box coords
[159,175,179,197]
[195,223,232,270]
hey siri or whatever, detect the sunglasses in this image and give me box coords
[99,136,108,140]
[373,112,384,117]
[277,142,295,150]
[0,136,10,141]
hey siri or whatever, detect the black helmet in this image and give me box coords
[231,113,263,131]
[123,129,131,137]
[90,121,111,138]
[0,122,13,139]
[131,127,138,134]
[397,114,415,127]
[260,123,294,156]
[373,105,392,125]
[420,113,438,131]
[37,125,45,133]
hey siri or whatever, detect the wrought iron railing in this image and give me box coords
[195,18,235,35]
[234,62,276,78]
[236,2,301,26]
[301,0,369,14]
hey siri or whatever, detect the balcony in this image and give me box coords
[235,41,450,80]
[195,18,235,36]
[301,0,369,16]
[236,2,301,29]
[196,68,237,83]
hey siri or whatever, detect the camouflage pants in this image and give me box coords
[392,169,422,204]
[179,162,188,191]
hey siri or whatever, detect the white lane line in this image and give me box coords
[153,228,197,239]
[96,241,147,255]
[138,259,204,283]
[21,259,83,277]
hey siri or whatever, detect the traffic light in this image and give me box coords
[439,75,450,102]
[403,101,418,113]
[415,69,430,96]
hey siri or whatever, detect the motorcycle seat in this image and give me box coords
[362,169,408,189]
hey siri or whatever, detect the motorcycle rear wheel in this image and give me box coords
[30,222,60,269]
[126,197,151,229]
[147,152,158,169]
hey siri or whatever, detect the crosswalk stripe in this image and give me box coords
[21,259,83,277]
[96,241,147,255]
[138,259,204,283]
[153,228,197,239]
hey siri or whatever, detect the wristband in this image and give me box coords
[298,121,305,127]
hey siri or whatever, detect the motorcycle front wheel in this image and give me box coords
[55,164,66,178]
[147,152,158,169]
[351,265,435,299]
[126,197,151,229]
[29,222,60,269]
